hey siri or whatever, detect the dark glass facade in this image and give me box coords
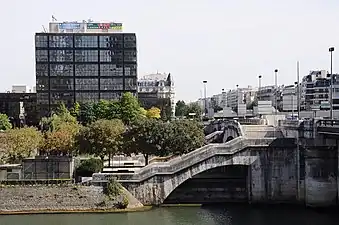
[35,33,137,116]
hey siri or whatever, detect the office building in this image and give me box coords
[138,73,175,118]
[35,20,137,116]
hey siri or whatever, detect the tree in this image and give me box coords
[40,103,78,132]
[146,107,161,119]
[167,120,205,155]
[93,100,110,120]
[107,100,121,120]
[175,100,188,117]
[39,122,81,156]
[0,113,12,131]
[120,92,144,125]
[75,158,103,177]
[79,102,96,125]
[123,118,166,165]
[70,102,81,118]
[77,119,125,164]
[1,127,43,163]
[186,102,202,118]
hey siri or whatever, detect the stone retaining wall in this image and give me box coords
[0,185,142,212]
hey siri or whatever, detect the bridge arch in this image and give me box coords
[163,165,249,204]
[226,136,234,142]
[158,155,255,204]
[222,120,243,143]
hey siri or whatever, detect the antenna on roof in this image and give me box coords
[52,15,57,21]
[42,25,47,33]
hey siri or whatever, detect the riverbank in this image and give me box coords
[0,185,148,215]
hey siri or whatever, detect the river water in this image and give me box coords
[0,205,338,225]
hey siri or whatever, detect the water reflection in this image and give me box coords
[0,205,338,225]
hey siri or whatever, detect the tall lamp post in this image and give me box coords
[236,84,239,117]
[274,69,278,115]
[258,75,262,101]
[329,47,335,119]
[203,80,207,116]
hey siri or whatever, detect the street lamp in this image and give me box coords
[203,80,207,116]
[236,84,239,117]
[329,47,335,119]
[258,75,262,101]
[274,69,278,115]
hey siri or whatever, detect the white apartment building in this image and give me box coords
[282,85,297,112]
[11,85,28,93]
[137,73,175,117]
[226,86,257,110]
[299,70,339,111]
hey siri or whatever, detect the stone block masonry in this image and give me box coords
[0,185,143,212]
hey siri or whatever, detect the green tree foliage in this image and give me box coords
[175,100,187,117]
[70,102,81,118]
[77,119,125,161]
[40,103,78,132]
[0,127,43,163]
[167,119,205,155]
[123,118,166,165]
[186,102,202,118]
[120,92,143,125]
[79,102,96,125]
[76,158,103,177]
[0,113,12,131]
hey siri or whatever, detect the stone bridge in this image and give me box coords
[93,137,298,205]
[93,119,339,207]
[205,119,283,143]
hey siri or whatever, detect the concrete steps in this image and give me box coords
[242,125,283,138]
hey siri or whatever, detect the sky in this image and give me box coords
[1,0,339,102]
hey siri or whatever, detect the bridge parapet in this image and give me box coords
[93,137,277,183]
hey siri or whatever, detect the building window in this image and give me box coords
[50,64,74,76]
[99,50,123,62]
[124,50,137,62]
[100,64,123,76]
[75,78,99,90]
[125,78,137,91]
[37,93,49,104]
[100,78,123,90]
[99,35,123,48]
[76,92,99,102]
[75,50,98,62]
[49,50,73,62]
[49,35,73,48]
[101,92,122,100]
[50,92,74,105]
[50,78,74,91]
[36,50,48,62]
[74,36,98,48]
[124,64,137,76]
[35,35,48,48]
[36,78,49,91]
[75,64,98,76]
[36,64,48,77]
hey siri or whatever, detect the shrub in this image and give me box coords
[115,195,129,209]
[76,158,103,177]
[105,178,122,198]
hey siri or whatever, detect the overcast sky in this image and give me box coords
[1,0,339,102]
